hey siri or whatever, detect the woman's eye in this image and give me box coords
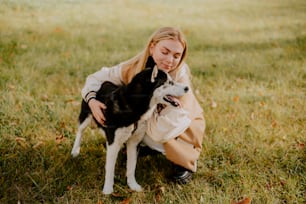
[174,54,181,59]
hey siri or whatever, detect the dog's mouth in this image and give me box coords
[163,95,180,107]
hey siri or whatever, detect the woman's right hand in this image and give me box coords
[88,99,107,126]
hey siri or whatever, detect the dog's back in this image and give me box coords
[81,68,167,128]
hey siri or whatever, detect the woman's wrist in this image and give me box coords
[85,91,97,103]
[87,97,96,104]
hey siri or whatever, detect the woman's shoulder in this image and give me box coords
[174,63,190,81]
[180,63,190,75]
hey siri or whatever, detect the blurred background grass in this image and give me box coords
[0,0,305,203]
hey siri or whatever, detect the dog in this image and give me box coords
[71,66,189,194]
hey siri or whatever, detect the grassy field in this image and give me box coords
[0,0,305,203]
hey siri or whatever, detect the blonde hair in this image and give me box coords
[121,27,188,84]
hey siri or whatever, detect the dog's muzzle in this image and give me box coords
[163,86,189,107]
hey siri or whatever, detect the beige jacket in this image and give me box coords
[82,63,205,172]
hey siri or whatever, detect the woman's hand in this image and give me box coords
[88,99,107,126]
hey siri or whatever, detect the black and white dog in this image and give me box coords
[71,66,189,194]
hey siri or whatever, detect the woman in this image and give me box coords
[82,27,205,184]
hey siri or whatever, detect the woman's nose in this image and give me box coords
[165,55,174,64]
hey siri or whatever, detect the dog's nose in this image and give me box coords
[184,86,189,92]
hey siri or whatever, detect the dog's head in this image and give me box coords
[149,66,189,107]
[128,66,189,107]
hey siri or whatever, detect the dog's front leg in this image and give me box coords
[103,125,134,194]
[126,138,143,192]
[103,142,121,195]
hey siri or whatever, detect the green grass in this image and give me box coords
[0,0,305,203]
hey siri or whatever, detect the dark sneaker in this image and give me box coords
[173,165,193,184]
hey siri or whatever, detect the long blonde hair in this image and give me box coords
[121,27,188,84]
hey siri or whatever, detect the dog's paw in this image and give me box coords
[128,182,142,192]
[102,186,113,195]
[71,147,80,157]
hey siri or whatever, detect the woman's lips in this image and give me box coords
[160,64,172,70]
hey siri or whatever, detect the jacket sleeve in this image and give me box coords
[176,64,204,119]
[81,64,123,102]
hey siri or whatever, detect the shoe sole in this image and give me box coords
[174,171,193,184]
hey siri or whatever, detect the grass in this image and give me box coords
[0,0,305,203]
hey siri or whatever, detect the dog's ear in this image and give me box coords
[151,65,158,83]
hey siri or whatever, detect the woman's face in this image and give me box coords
[150,39,184,73]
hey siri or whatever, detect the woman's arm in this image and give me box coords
[175,63,204,118]
[81,64,123,102]
[81,64,124,125]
